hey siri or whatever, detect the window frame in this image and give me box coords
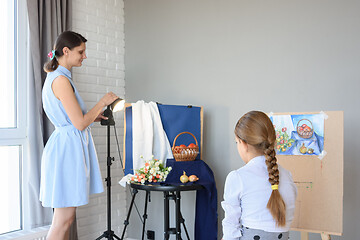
[0,0,28,235]
[0,0,27,140]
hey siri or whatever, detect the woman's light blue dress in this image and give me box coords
[39,65,104,208]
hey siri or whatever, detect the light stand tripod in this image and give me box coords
[96,98,124,240]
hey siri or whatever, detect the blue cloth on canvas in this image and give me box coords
[165,159,218,240]
[290,131,324,155]
[39,65,104,208]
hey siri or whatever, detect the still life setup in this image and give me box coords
[119,101,217,240]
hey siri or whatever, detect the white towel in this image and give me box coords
[131,100,173,172]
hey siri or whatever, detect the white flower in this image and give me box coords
[128,155,173,184]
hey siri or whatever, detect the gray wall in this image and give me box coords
[123,0,360,239]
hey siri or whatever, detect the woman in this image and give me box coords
[39,31,119,240]
[222,111,297,240]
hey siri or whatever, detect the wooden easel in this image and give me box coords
[301,232,331,240]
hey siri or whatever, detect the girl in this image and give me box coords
[222,111,297,240]
[39,31,119,240]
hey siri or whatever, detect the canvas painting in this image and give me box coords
[270,113,325,155]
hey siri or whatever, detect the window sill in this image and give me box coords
[0,226,50,240]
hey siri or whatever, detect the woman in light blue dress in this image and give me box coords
[40,31,119,240]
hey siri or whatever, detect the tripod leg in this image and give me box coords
[179,211,190,240]
[96,233,106,240]
[141,191,150,240]
[170,193,189,240]
[120,188,138,239]
[113,233,121,240]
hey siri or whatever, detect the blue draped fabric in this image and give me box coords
[165,159,218,240]
[124,104,202,174]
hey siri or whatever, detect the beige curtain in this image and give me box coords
[26,0,77,239]
[27,0,72,141]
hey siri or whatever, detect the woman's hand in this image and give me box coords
[100,92,119,107]
[94,111,108,122]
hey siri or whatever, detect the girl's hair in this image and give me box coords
[43,31,87,73]
[234,110,286,226]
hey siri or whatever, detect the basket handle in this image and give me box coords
[296,118,313,129]
[172,131,199,149]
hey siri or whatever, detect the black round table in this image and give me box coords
[120,182,203,240]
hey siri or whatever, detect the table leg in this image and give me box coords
[164,191,170,240]
[175,191,182,240]
[141,191,150,240]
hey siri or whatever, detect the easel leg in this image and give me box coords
[301,232,309,240]
[300,232,331,240]
[321,233,331,240]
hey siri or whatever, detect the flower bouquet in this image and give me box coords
[275,127,295,153]
[127,156,172,185]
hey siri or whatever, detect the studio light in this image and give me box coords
[101,98,125,126]
[97,97,125,240]
[111,98,125,113]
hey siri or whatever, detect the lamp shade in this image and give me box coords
[110,98,125,112]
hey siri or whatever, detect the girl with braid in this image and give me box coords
[222,111,297,240]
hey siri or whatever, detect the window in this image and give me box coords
[0,0,27,235]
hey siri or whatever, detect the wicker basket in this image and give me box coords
[296,119,314,139]
[172,132,199,162]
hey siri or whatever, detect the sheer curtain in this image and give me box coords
[26,0,77,238]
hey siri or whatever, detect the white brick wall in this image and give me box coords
[72,0,126,239]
